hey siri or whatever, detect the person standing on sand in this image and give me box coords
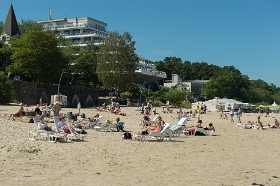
[230,109,234,122]
[53,101,61,126]
[196,106,201,120]
[237,108,242,123]
[77,101,81,115]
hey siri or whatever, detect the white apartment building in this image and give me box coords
[37,17,107,46]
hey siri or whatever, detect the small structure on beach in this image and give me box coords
[192,97,253,112]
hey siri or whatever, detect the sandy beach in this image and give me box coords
[0,105,280,186]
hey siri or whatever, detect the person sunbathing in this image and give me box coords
[8,103,25,120]
[34,104,42,116]
[115,117,124,132]
[204,123,215,131]
[103,119,112,127]
[57,116,67,130]
[89,114,99,122]
[37,116,52,131]
[194,120,203,127]
[146,122,162,133]
[268,119,279,129]
[141,115,151,128]
[156,116,165,126]
[113,107,121,115]
[57,122,78,135]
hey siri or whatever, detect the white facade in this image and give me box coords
[37,17,107,46]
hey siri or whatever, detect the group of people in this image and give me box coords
[137,114,165,135]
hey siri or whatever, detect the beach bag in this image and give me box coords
[123,132,132,140]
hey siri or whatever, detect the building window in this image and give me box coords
[73,39,80,44]
[73,29,80,35]
[64,31,70,36]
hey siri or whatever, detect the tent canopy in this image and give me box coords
[271,101,278,107]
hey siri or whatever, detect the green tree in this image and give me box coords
[0,45,13,71]
[97,31,137,95]
[73,41,100,86]
[18,20,43,35]
[201,66,250,101]
[165,89,186,106]
[7,30,66,83]
[0,71,13,104]
[155,57,183,80]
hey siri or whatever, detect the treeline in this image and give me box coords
[154,57,280,104]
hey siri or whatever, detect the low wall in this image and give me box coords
[10,81,102,108]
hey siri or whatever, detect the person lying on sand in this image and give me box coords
[204,123,215,131]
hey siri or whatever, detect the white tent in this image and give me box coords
[271,101,278,107]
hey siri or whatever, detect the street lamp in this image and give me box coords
[57,69,65,95]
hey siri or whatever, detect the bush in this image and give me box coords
[165,90,186,107]
[0,71,13,104]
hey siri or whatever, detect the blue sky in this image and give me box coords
[1,0,280,86]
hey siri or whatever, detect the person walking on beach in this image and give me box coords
[196,106,201,120]
[230,109,234,122]
[237,108,242,123]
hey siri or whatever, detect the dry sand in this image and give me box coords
[0,105,280,186]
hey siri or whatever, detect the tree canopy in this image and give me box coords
[0,71,13,104]
[7,30,66,83]
[97,31,138,93]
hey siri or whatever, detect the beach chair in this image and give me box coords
[89,116,104,128]
[48,123,70,143]
[28,117,52,141]
[148,123,170,141]
[150,114,160,125]
[133,132,149,142]
[168,117,188,137]
[103,124,118,132]
[163,128,174,141]
[148,131,164,141]
[67,123,86,141]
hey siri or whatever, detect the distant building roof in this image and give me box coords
[1,4,20,37]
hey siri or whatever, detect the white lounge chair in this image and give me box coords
[148,123,170,141]
[150,114,160,125]
[148,131,164,141]
[90,116,104,128]
[168,117,188,137]
[28,117,52,141]
[67,123,86,141]
[103,124,118,132]
[163,128,174,141]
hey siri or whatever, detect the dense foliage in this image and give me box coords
[7,30,67,83]
[97,31,138,94]
[155,57,280,105]
[0,71,13,104]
